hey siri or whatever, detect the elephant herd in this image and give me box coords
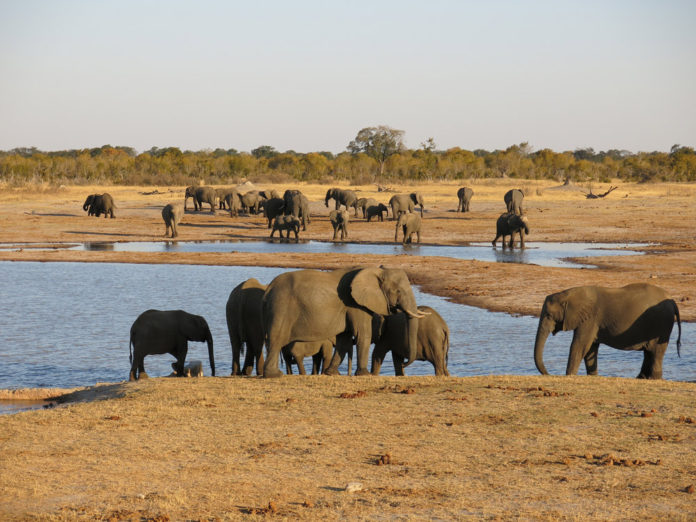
[129,266,452,380]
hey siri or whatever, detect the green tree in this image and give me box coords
[347,125,405,178]
[251,145,277,159]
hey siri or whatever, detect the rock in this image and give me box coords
[345,482,363,493]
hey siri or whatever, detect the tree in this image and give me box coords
[347,125,405,177]
[251,145,277,159]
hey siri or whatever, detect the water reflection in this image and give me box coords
[0,262,691,390]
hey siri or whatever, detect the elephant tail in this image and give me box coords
[673,300,682,357]
[129,337,133,365]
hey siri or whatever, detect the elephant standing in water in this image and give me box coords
[410,192,424,217]
[162,203,184,238]
[262,266,426,378]
[83,193,115,218]
[325,187,358,213]
[492,212,528,248]
[270,215,301,240]
[504,188,524,215]
[457,187,474,212]
[389,194,415,220]
[372,306,450,376]
[534,283,681,379]
[226,278,266,375]
[129,309,215,381]
[395,213,421,244]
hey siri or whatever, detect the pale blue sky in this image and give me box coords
[1,0,694,153]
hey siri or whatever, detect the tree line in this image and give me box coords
[1,130,694,186]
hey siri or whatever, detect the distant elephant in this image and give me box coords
[492,212,528,248]
[259,189,280,200]
[371,305,450,376]
[83,193,115,218]
[184,186,197,211]
[129,309,215,381]
[329,209,349,240]
[457,187,474,212]
[395,212,421,244]
[162,203,184,238]
[270,215,301,240]
[410,192,424,217]
[534,283,682,379]
[226,278,266,376]
[216,188,238,210]
[262,266,426,378]
[283,189,310,230]
[261,197,286,228]
[325,187,358,213]
[504,188,524,214]
[282,339,334,375]
[356,197,377,219]
[389,194,415,220]
[240,190,266,214]
[190,186,217,213]
[366,203,389,222]
[225,191,242,217]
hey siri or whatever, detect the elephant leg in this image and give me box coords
[129,354,141,381]
[296,356,307,375]
[263,340,283,378]
[519,231,525,248]
[566,327,597,375]
[492,234,500,246]
[393,356,405,376]
[172,343,188,376]
[416,230,420,243]
[242,343,257,376]
[354,328,371,376]
[323,333,352,375]
[138,356,148,379]
[371,342,389,375]
[583,342,599,375]
[638,340,666,379]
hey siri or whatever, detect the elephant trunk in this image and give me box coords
[534,319,551,375]
[206,330,215,377]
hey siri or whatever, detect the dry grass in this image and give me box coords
[1,376,694,520]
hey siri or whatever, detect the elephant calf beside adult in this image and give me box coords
[534,283,681,379]
[282,340,334,375]
[129,309,215,381]
[270,215,301,240]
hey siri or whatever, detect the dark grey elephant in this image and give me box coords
[504,188,524,214]
[325,187,358,213]
[262,266,426,378]
[226,278,266,376]
[492,212,528,248]
[366,203,389,222]
[162,203,184,238]
[270,215,301,240]
[534,283,682,379]
[184,186,198,211]
[283,189,310,230]
[371,305,450,376]
[83,193,115,218]
[457,187,474,212]
[216,188,239,210]
[240,190,266,214]
[225,191,242,217]
[356,197,377,219]
[395,212,421,244]
[189,186,217,213]
[389,194,415,220]
[282,340,334,375]
[329,209,349,240]
[261,197,285,228]
[410,192,424,217]
[129,309,215,381]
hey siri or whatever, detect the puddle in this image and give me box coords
[0,240,647,268]
[0,261,691,393]
[0,400,50,415]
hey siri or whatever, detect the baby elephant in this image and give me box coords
[366,203,389,222]
[371,305,450,376]
[492,212,529,248]
[270,215,301,241]
[162,202,184,238]
[395,212,421,244]
[282,340,334,375]
[329,209,350,240]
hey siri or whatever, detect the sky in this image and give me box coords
[1,0,694,154]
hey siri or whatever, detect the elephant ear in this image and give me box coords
[562,297,592,331]
[351,267,389,316]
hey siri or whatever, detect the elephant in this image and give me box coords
[329,209,349,240]
[395,212,421,244]
[366,203,389,222]
[215,188,239,210]
[492,212,529,248]
[83,193,115,218]
[162,202,184,238]
[283,189,310,230]
[262,266,426,378]
[225,191,242,217]
[504,188,524,215]
[129,309,215,381]
[371,305,450,376]
[389,194,415,220]
[240,190,266,214]
[325,188,358,213]
[534,283,682,379]
[184,186,198,211]
[457,187,474,212]
[282,339,334,375]
[356,197,377,219]
[226,278,266,376]
[259,189,280,200]
[410,192,425,217]
[261,197,286,228]
[270,215,301,240]
[188,186,218,213]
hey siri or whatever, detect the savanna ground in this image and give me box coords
[0,179,695,520]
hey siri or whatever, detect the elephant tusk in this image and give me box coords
[406,309,429,319]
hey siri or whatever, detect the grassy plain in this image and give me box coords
[0,179,694,519]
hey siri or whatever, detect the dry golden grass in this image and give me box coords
[1,376,695,520]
